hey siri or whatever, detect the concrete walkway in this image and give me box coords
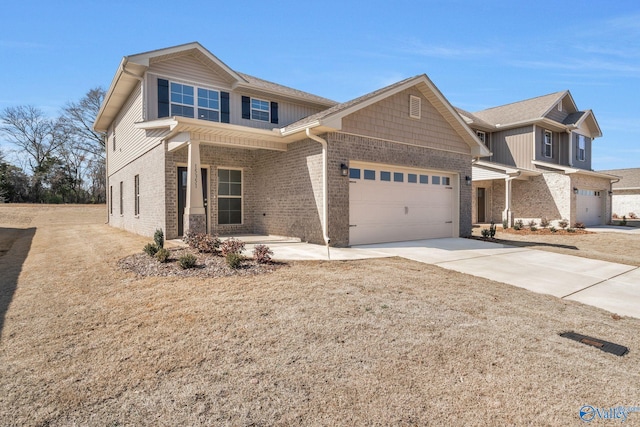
[244,236,640,319]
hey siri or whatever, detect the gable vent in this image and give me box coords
[409,95,421,119]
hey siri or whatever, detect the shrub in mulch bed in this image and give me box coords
[118,247,284,278]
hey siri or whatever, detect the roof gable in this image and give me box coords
[283,74,490,157]
[472,91,569,126]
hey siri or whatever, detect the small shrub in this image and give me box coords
[567,228,576,233]
[226,252,243,269]
[527,220,537,229]
[550,226,557,233]
[502,219,508,229]
[481,228,491,238]
[620,215,627,226]
[540,217,550,228]
[612,213,619,219]
[178,253,197,269]
[253,244,274,263]
[155,247,170,263]
[513,219,524,231]
[489,221,497,238]
[558,219,569,229]
[183,231,220,253]
[220,237,245,256]
[530,226,538,232]
[573,222,585,229]
[143,243,158,257]
[154,228,164,249]
[629,212,638,219]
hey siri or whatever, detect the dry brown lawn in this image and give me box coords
[1,205,640,426]
[472,225,640,267]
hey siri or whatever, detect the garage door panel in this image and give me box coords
[348,163,456,245]
[576,190,603,226]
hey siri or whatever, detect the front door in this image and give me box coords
[177,167,208,236]
[477,187,486,223]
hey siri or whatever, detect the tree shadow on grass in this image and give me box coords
[0,227,36,340]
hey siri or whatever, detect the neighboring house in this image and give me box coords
[598,168,640,218]
[94,42,489,246]
[457,91,617,227]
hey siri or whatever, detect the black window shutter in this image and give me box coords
[221,91,230,123]
[242,96,250,119]
[270,102,279,124]
[158,78,169,118]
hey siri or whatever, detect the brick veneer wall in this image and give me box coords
[108,143,166,237]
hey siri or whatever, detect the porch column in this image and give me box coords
[184,140,206,235]
[502,177,513,226]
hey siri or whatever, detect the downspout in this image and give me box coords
[121,58,146,121]
[305,128,331,259]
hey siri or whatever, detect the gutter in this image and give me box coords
[305,128,331,259]
[121,58,146,121]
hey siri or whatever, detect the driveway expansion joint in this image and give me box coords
[560,266,639,299]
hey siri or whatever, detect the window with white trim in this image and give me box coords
[543,130,553,158]
[476,131,485,144]
[109,186,113,215]
[218,169,242,225]
[168,82,221,122]
[577,134,586,161]
[251,98,270,121]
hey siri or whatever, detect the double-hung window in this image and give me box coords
[577,135,586,161]
[476,131,486,146]
[543,130,553,158]
[159,79,227,122]
[251,99,270,121]
[218,169,242,225]
[119,181,124,215]
[197,88,220,121]
[170,82,195,118]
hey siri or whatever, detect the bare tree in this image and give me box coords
[0,105,63,175]
[60,87,106,158]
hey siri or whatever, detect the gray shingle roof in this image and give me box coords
[598,168,640,189]
[454,107,494,129]
[237,72,337,107]
[472,91,567,126]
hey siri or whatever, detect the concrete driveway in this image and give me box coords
[247,235,640,319]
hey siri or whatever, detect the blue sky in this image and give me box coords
[1,0,638,170]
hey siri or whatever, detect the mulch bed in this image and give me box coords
[118,247,285,278]
[499,227,592,236]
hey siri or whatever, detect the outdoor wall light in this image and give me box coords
[608,190,613,196]
[465,175,472,185]
[340,163,349,176]
[573,187,579,194]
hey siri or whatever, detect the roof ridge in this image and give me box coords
[473,90,567,114]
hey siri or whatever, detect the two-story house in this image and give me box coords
[458,91,616,227]
[94,42,489,246]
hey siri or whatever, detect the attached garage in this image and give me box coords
[576,189,603,226]
[348,162,458,245]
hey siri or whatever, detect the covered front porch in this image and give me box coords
[136,116,332,241]
[472,160,540,225]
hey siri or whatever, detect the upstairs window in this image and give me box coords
[543,130,553,158]
[577,135,586,161]
[170,82,195,118]
[197,88,220,121]
[242,96,279,124]
[158,78,229,123]
[251,99,270,121]
[476,130,487,147]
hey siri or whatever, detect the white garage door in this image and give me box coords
[576,189,603,226]
[349,162,456,245]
